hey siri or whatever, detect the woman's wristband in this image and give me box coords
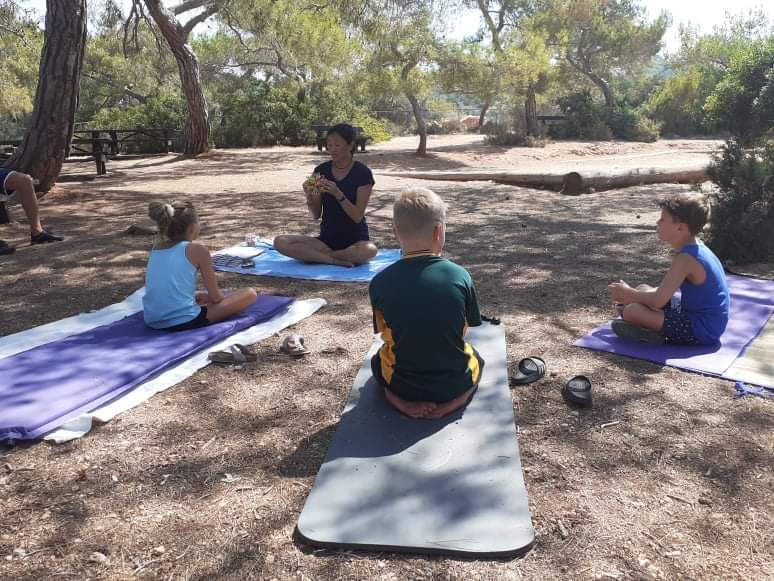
[337,195,346,202]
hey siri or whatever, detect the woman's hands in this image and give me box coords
[318,178,345,202]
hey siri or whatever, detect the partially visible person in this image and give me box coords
[274,123,378,267]
[608,193,729,345]
[143,200,257,331]
[369,187,484,419]
[0,168,64,253]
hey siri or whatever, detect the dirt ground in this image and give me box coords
[1,135,772,580]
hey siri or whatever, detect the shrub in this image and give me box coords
[550,91,612,140]
[705,139,774,263]
[484,123,546,147]
[643,67,715,136]
[86,95,186,153]
[351,114,392,143]
[607,106,660,142]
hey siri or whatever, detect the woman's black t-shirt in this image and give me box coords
[314,160,375,249]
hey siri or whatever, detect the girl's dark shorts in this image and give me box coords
[163,307,211,332]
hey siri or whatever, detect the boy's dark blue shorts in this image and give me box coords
[0,168,18,198]
[663,306,700,345]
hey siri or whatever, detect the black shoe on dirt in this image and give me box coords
[0,240,15,255]
[31,229,64,244]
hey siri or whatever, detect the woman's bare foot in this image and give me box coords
[384,388,437,419]
[424,386,477,419]
[330,256,355,267]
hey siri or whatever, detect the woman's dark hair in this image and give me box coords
[326,123,357,154]
[148,200,198,241]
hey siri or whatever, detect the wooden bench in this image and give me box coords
[311,125,370,152]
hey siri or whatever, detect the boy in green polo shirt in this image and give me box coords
[369,187,484,419]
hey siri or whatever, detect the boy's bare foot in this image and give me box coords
[383,388,437,418]
[424,386,477,419]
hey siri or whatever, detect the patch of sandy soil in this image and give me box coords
[0,136,772,581]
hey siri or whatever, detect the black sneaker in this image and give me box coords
[31,229,64,244]
[611,319,665,344]
[0,240,15,255]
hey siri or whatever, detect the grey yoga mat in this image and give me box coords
[296,323,535,557]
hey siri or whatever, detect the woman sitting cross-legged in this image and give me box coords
[274,123,378,267]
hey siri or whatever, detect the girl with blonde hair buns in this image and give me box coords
[143,200,257,331]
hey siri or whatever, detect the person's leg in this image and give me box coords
[622,303,665,331]
[204,288,258,323]
[5,171,63,243]
[331,240,378,265]
[273,234,353,267]
[383,387,438,419]
[424,385,478,419]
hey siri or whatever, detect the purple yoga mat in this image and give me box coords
[0,295,293,441]
[575,274,774,378]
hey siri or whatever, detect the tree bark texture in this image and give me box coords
[3,0,87,192]
[525,85,539,136]
[380,169,708,193]
[407,93,427,156]
[478,100,490,130]
[144,0,209,155]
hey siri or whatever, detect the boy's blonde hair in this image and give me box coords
[393,187,447,239]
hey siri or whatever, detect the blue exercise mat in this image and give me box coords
[296,323,535,557]
[0,295,294,441]
[214,242,401,283]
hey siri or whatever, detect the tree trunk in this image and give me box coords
[525,84,539,136]
[478,99,490,130]
[144,0,209,156]
[2,0,87,192]
[406,93,427,156]
[586,70,613,109]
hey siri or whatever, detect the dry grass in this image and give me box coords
[0,136,772,580]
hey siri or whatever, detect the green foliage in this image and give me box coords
[643,67,714,135]
[484,124,546,147]
[550,91,612,140]
[0,5,42,123]
[351,115,392,143]
[211,80,392,147]
[607,106,660,142]
[551,90,659,141]
[86,96,186,152]
[704,39,774,145]
[706,140,774,263]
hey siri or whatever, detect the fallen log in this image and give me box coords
[378,168,709,194]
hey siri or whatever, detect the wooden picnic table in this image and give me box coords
[311,125,370,152]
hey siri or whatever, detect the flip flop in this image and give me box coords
[0,240,15,255]
[510,356,546,386]
[562,375,592,408]
[611,319,665,344]
[208,343,257,364]
[280,334,310,357]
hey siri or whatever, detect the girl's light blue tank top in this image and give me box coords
[678,242,730,344]
[142,241,200,329]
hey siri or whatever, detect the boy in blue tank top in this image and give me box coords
[608,193,729,345]
[143,200,257,331]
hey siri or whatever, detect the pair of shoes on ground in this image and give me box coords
[510,356,593,408]
[280,334,310,357]
[208,343,257,364]
[0,230,64,254]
